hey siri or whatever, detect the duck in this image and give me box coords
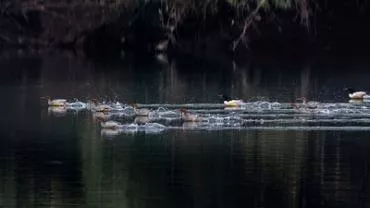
[41,96,67,107]
[179,108,200,122]
[344,88,370,99]
[296,97,320,109]
[92,112,112,122]
[90,99,113,112]
[131,103,151,116]
[218,94,245,107]
[100,120,122,129]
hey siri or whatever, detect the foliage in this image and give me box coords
[0,0,310,51]
[155,0,310,50]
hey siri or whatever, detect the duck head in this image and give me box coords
[130,103,138,109]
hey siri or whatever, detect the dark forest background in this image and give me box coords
[1,0,370,59]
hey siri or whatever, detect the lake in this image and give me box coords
[1,50,370,208]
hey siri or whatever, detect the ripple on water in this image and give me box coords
[42,101,370,135]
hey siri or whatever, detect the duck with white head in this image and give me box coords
[344,88,369,100]
[41,96,67,107]
[218,94,245,107]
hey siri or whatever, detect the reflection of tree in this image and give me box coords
[0,113,365,208]
[159,61,186,103]
[0,115,85,207]
[29,51,320,103]
[236,130,308,208]
[299,64,311,98]
[120,130,306,208]
[80,115,132,208]
[0,149,17,207]
[303,132,355,207]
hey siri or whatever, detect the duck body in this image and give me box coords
[135,108,151,116]
[49,99,67,106]
[101,121,122,129]
[349,91,367,99]
[219,94,245,107]
[90,99,113,112]
[92,112,112,122]
[41,96,67,106]
[291,97,319,113]
[94,104,113,112]
[131,103,150,116]
[45,98,67,107]
[224,99,245,107]
[179,109,200,122]
[345,88,369,99]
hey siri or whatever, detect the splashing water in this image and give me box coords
[43,99,370,134]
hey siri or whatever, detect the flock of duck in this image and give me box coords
[41,88,370,136]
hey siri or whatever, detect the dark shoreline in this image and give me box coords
[1,0,370,64]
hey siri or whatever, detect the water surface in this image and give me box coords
[1,51,370,208]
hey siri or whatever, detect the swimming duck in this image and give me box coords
[92,112,112,122]
[296,97,320,109]
[41,96,67,107]
[100,120,122,129]
[345,88,369,99]
[131,103,151,116]
[218,94,245,107]
[179,108,200,122]
[90,99,113,112]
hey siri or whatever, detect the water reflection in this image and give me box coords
[0,51,330,104]
[1,51,370,207]
[2,51,370,105]
[1,120,368,208]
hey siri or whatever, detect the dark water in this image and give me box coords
[1,51,370,208]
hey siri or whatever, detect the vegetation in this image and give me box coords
[0,0,312,52]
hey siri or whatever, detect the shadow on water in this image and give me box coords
[1,50,370,207]
[2,49,370,104]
